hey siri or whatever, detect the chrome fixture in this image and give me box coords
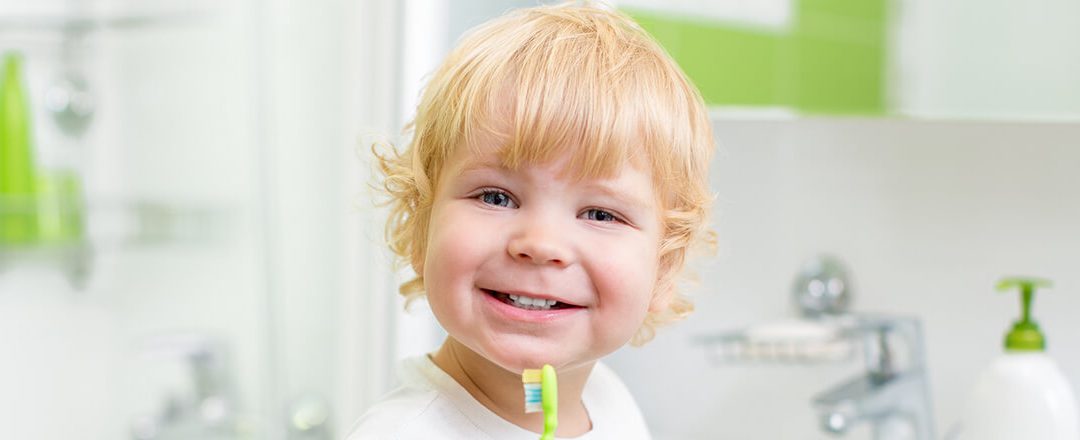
[129,333,240,440]
[813,315,935,440]
[47,27,95,138]
[45,71,94,137]
[792,254,853,317]
[796,255,935,439]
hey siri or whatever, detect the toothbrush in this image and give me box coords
[522,364,558,440]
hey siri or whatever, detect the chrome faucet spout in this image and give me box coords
[815,369,931,435]
[812,316,936,440]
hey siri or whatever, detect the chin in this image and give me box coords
[484,344,573,373]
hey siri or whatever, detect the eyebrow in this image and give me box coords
[457,158,504,174]
[583,182,654,214]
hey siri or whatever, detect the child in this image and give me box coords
[350,2,714,439]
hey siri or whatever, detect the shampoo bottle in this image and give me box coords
[961,277,1080,440]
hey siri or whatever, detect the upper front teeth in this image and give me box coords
[508,294,557,308]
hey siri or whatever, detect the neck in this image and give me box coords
[430,337,595,437]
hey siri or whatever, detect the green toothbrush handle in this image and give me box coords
[540,364,558,440]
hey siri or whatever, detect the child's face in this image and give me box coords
[422,143,664,373]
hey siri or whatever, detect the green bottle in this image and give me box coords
[0,52,39,245]
[35,169,85,245]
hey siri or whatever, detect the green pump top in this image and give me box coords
[996,277,1052,351]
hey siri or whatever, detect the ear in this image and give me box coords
[411,255,425,280]
[648,285,673,314]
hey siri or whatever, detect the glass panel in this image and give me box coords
[0,0,379,438]
[0,1,274,439]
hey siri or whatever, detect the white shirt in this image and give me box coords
[346,355,652,440]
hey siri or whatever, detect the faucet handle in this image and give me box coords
[867,326,896,382]
[847,315,926,380]
[129,332,237,439]
[136,332,231,400]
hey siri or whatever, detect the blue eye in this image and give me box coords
[479,190,515,208]
[584,209,619,222]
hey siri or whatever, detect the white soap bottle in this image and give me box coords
[961,277,1080,440]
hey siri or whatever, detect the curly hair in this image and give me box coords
[374,2,715,346]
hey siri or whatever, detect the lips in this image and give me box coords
[480,288,584,310]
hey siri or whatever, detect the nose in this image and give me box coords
[507,220,573,267]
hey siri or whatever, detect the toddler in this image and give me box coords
[350,3,715,439]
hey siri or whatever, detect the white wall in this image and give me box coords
[606,117,1080,439]
[893,0,1080,120]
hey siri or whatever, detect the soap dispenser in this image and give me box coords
[960,277,1080,440]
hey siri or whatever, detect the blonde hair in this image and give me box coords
[375,2,715,345]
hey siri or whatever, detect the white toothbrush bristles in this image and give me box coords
[523,382,542,413]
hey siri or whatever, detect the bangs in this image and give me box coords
[468,46,653,181]
[422,6,694,186]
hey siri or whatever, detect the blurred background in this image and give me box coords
[0,0,1077,439]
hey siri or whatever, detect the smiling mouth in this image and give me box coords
[482,289,582,311]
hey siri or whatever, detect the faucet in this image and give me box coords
[129,333,239,440]
[813,316,935,440]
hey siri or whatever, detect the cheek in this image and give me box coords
[586,246,657,352]
[423,204,494,290]
[592,239,660,312]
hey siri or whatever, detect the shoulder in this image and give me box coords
[586,361,636,398]
[346,386,493,440]
[584,362,653,440]
[344,356,495,440]
[344,385,440,440]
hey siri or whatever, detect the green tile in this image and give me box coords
[799,0,888,21]
[623,0,888,115]
[629,11,783,107]
[789,36,886,114]
[795,11,885,45]
[679,26,782,106]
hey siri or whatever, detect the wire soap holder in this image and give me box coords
[693,255,936,439]
[695,316,859,365]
